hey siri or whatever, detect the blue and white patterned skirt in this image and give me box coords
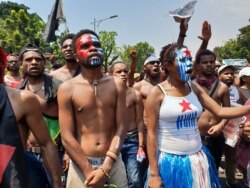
[145,146,221,188]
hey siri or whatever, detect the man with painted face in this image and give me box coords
[0,47,62,188]
[4,54,23,88]
[193,50,230,171]
[58,29,128,188]
[50,33,81,82]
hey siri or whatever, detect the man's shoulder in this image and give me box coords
[58,76,77,91]
[218,81,229,91]
[50,65,67,77]
[6,87,37,107]
[133,80,144,89]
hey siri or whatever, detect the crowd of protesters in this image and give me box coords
[0,19,250,188]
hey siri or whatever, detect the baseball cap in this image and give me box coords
[144,54,159,65]
[239,67,250,78]
[217,64,235,74]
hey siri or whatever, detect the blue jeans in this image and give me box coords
[121,129,143,188]
[25,151,51,188]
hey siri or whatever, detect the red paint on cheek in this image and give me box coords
[76,35,95,60]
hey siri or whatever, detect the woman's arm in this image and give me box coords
[193,82,250,118]
[145,86,164,188]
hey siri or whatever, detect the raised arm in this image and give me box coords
[195,21,211,58]
[22,91,62,188]
[177,19,188,47]
[128,50,138,87]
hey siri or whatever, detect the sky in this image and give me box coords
[2,0,249,58]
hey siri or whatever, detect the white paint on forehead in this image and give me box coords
[79,34,99,43]
[90,34,99,42]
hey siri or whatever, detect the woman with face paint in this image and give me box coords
[144,43,250,188]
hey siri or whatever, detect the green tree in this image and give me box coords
[214,21,250,61]
[120,42,155,72]
[0,1,29,18]
[98,31,119,72]
[0,2,45,54]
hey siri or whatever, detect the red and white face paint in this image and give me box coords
[76,34,103,68]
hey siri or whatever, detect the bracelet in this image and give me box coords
[106,154,116,162]
[179,34,186,37]
[106,151,118,161]
[99,167,111,179]
[139,145,145,149]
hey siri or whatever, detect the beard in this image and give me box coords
[82,57,103,69]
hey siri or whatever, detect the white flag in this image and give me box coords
[169,1,197,24]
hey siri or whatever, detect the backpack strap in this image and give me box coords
[209,80,219,97]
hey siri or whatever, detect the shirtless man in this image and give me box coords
[0,48,62,187]
[58,29,128,188]
[18,44,65,187]
[4,54,23,88]
[109,61,145,187]
[50,33,81,82]
[193,49,230,169]
[132,54,160,185]
[133,54,160,103]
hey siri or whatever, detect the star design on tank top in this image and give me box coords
[179,99,192,112]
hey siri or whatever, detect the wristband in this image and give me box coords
[106,154,116,162]
[99,167,110,179]
[179,34,186,37]
[106,151,118,161]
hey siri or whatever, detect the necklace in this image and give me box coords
[27,82,44,94]
[83,74,103,96]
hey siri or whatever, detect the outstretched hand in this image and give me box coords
[207,123,224,136]
[198,20,211,41]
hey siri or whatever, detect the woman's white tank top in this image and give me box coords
[157,83,203,155]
